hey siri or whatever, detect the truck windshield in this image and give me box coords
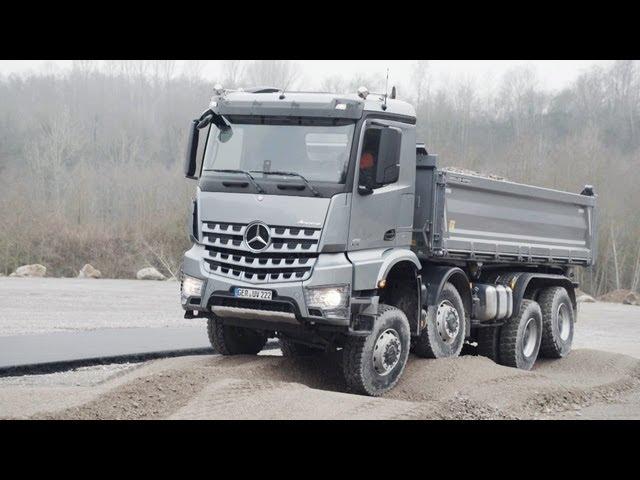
[202,116,356,184]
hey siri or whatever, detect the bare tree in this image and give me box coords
[243,60,301,89]
[221,60,245,88]
[411,60,430,106]
[1,60,639,288]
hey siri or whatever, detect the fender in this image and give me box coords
[498,272,577,317]
[376,249,422,285]
[348,248,421,291]
[421,266,472,337]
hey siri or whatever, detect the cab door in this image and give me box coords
[347,118,416,251]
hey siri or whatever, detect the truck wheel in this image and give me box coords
[498,300,542,370]
[280,338,323,357]
[207,317,267,355]
[412,282,466,359]
[477,326,501,363]
[342,304,410,396]
[538,287,574,358]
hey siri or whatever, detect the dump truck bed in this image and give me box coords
[412,152,597,267]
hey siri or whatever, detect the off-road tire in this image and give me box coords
[342,304,410,397]
[499,300,542,370]
[412,282,466,359]
[538,286,574,358]
[280,338,323,357]
[477,326,501,362]
[207,317,267,355]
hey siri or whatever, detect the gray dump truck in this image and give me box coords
[180,85,597,396]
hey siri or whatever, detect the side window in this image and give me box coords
[358,128,381,189]
[358,126,401,191]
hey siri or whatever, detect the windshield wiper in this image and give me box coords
[212,169,264,194]
[250,170,321,197]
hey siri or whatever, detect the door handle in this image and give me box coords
[384,229,396,241]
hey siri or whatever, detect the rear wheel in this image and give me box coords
[477,325,501,362]
[538,287,574,358]
[342,304,410,396]
[412,282,466,358]
[498,300,542,370]
[207,317,267,355]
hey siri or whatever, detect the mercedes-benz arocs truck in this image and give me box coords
[180,85,597,396]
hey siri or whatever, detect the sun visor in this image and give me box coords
[212,94,364,120]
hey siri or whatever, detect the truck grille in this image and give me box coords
[201,221,321,283]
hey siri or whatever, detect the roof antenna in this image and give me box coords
[279,79,289,100]
[382,68,389,111]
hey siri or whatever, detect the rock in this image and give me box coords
[136,267,166,281]
[10,264,46,278]
[78,264,102,279]
[599,289,640,305]
[577,293,596,303]
[623,291,640,306]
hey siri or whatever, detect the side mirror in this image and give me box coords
[375,128,401,185]
[184,119,199,180]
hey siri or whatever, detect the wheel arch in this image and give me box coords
[348,248,421,292]
[376,250,422,285]
[378,260,421,335]
[509,273,577,317]
[422,266,472,337]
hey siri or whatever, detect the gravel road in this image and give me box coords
[0,277,190,336]
[0,277,639,419]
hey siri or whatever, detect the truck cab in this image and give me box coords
[181,86,595,396]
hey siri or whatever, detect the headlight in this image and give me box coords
[304,284,350,319]
[181,274,204,302]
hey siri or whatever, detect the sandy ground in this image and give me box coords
[0,277,639,419]
[2,348,639,420]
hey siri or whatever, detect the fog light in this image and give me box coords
[181,275,204,300]
[304,284,350,319]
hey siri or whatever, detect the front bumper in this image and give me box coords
[181,243,355,327]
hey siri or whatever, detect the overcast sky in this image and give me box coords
[0,60,613,92]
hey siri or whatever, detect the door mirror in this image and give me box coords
[184,119,199,179]
[375,128,401,185]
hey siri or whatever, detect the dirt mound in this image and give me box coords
[598,289,640,305]
[29,349,640,420]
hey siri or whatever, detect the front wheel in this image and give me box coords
[412,282,467,358]
[342,304,410,396]
[207,317,267,355]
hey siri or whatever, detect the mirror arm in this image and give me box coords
[358,184,374,196]
[197,109,230,131]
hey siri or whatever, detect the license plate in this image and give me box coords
[234,287,273,301]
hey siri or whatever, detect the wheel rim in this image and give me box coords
[557,303,571,341]
[436,300,460,345]
[372,328,402,376]
[522,317,538,358]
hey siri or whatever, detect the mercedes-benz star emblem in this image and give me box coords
[244,222,271,252]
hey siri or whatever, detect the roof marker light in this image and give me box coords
[357,86,369,99]
[213,84,225,96]
[335,103,347,110]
